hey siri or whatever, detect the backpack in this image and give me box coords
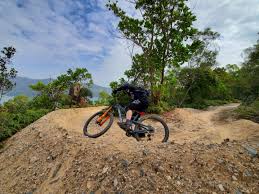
[136,87,150,98]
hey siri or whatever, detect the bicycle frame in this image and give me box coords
[96,99,153,135]
[111,103,152,135]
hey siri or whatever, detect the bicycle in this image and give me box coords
[83,99,169,143]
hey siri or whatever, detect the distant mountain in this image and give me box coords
[6,77,51,97]
[4,76,111,98]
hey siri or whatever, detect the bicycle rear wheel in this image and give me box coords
[83,111,114,138]
[137,114,169,143]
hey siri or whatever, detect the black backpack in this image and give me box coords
[136,87,150,98]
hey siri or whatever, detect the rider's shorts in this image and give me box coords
[128,99,148,112]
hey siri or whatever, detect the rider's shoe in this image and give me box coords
[118,120,132,132]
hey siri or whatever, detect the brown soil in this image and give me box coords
[0,104,258,194]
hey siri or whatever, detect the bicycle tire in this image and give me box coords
[138,114,169,142]
[83,111,114,138]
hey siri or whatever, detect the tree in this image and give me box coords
[66,68,93,88]
[30,68,93,109]
[107,0,199,104]
[66,68,93,106]
[240,33,259,103]
[177,28,220,106]
[176,67,231,108]
[0,47,17,100]
[188,28,220,68]
[98,90,111,105]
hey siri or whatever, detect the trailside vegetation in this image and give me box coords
[0,65,94,143]
[107,0,258,119]
[0,47,17,101]
[30,68,93,110]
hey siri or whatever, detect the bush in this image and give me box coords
[235,100,259,123]
[0,108,49,142]
[147,101,171,114]
[3,95,30,113]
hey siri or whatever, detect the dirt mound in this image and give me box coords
[164,108,206,131]
[164,104,259,144]
[0,105,259,193]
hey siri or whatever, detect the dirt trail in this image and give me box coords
[165,103,259,144]
[0,104,258,194]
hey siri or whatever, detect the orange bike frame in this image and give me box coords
[97,106,112,123]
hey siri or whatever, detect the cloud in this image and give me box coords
[0,0,258,87]
[0,0,132,86]
[189,0,259,65]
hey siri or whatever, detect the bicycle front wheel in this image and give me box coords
[83,111,114,138]
[138,114,169,143]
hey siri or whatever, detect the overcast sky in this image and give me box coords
[0,0,258,86]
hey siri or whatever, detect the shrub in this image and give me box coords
[235,100,259,123]
[0,108,49,142]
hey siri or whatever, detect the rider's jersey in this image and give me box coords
[115,83,149,103]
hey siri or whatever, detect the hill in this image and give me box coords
[3,76,111,99]
[0,104,258,193]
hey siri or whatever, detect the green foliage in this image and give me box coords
[107,0,199,104]
[0,95,50,142]
[3,95,30,113]
[235,100,259,123]
[148,101,171,114]
[0,108,49,142]
[0,46,17,100]
[67,68,93,87]
[80,87,93,99]
[30,68,93,109]
[238,35,259,103]
[96,90,111,105]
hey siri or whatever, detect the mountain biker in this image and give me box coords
[112,83,149,132]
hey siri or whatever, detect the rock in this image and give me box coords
[218,184,224,192]
[235,189,243,194]
[47,155,54,161]
[244,146,257,157]
[166,176,172,181]
[121,159,129,168]
[143,149,149,156]
[223,138,230,142]
[107,156,113,162]
[52,163,62,178]
[176,181,181,186]
[140,169,145,177]
[102,166,109,174]
[87,181,93,189]
[158,166,165,172]
[217,159,224,164]
[113,178,118,187]
[38,133,43,138]
[30,156,39,164]
[243,170,252,177]
[152,162,163,173]
[232,175,238,181]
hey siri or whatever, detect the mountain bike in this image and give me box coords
[83,100,169,142]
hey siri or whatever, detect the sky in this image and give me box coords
[0,0,258,86]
